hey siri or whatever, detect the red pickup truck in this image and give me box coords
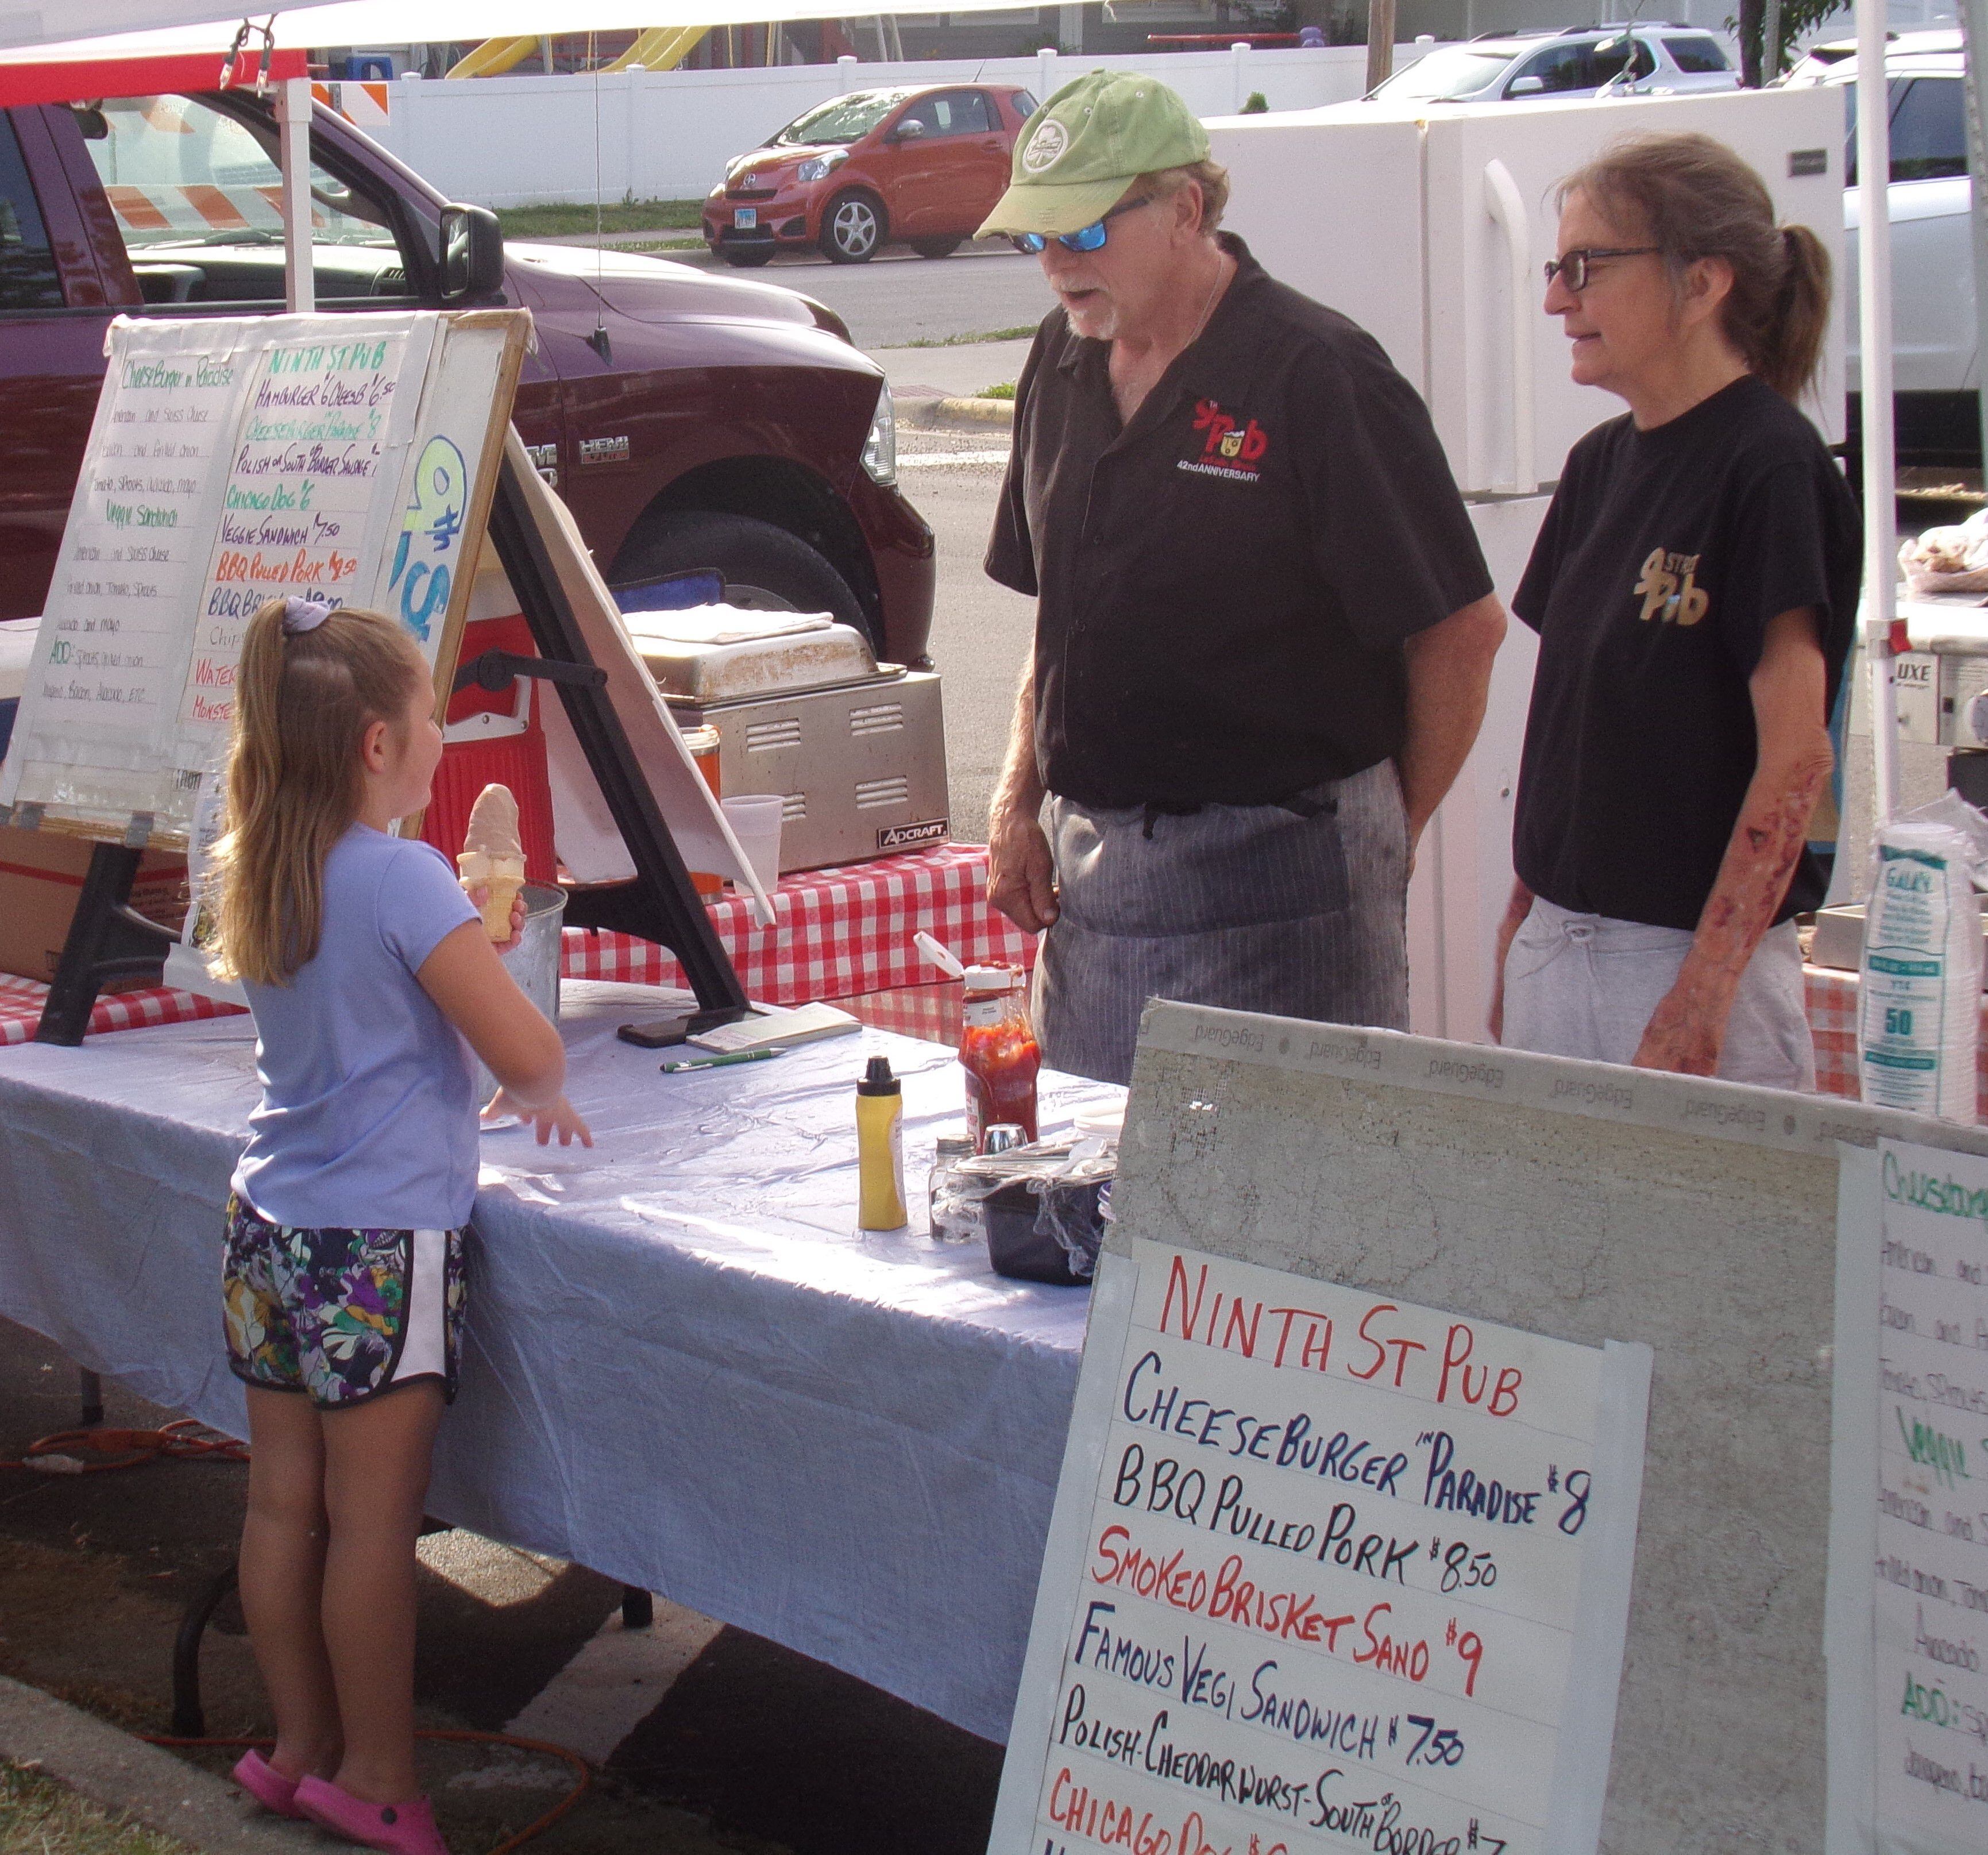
[0,86,935,662]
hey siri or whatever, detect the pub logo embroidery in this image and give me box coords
[1020,118,1067,173]
[1634,546,1709,626]
[1179,398,1268,481]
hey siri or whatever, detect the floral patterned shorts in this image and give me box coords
[222,1195,468,1409]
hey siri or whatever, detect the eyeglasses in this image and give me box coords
[1543,246,1662,292]
[1012,192,1156,256]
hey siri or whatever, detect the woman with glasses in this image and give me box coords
[1492,131,1859,1088]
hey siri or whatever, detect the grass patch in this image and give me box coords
[901,325,1039,348]
[0,1763,192,1855]
[978,381,1017,400]
[491,198,703,238]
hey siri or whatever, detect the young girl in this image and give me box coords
[211,595,590,1855]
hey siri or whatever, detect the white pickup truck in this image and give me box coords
[1788,30,1979,465]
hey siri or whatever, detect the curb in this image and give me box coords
[0,1675,334,1854]
[898,394,1014,433]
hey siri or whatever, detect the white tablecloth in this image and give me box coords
[0,983,1116,1742]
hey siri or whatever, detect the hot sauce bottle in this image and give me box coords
[960,965,1040,1151]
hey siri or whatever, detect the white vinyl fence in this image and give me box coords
[361,45,1445,206]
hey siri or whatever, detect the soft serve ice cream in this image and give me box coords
[457,782,526,941]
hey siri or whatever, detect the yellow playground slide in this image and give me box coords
[606,27,708,70]
[445,37,543,78]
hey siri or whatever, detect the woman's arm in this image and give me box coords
[418,923,593,1147]
[1632,606,1835,1075]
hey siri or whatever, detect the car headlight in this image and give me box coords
[798,150,848,183]
[862,381,897,487]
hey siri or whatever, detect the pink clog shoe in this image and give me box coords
[294,1775,450,1855]
[231,1749,306,1819]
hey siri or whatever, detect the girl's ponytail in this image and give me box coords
[209,598,430,986]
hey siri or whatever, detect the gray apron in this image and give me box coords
[1033,759,1410,1086]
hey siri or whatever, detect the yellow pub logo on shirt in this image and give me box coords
[1634,546,1709,626]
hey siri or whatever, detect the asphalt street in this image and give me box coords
[665,238,1054,349]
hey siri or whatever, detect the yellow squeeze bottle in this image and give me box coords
[856,1055,907,1231]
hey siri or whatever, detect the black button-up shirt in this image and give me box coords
[986,234,1492,811]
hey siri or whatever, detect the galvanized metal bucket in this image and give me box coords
[473,881,565,1108]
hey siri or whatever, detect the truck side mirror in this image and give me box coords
[440,203,504,301]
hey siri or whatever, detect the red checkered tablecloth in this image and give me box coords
[1805,962,1988,1119]
[0,973,244,1047]
[0,847,1029,1045]
[561,844,1032,1002]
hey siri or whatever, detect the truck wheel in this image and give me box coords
[611,512,872,644]
[821,191,885,264]
[721,247,774,267]
[913,237,962,260]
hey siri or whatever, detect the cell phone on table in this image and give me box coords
[616,1007,751,1050]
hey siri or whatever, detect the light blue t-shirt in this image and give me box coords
[232,825,482,1231]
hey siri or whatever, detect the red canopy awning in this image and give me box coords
[0,46,304,109]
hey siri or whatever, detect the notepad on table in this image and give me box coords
[687,1001,861,1054]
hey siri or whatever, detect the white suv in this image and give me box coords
[1785,30,1977,464]
[1371,25,1739,105]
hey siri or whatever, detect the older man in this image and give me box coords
[979,71,1507,1086]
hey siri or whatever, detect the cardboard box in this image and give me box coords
[0,826,188,986]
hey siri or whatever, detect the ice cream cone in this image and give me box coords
[458,783,527,942]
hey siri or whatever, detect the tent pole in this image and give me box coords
[1958,0,1988,469]
[277,74,315,314]
[1856,0,1900,826]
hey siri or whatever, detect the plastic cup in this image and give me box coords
[721,793,785,894]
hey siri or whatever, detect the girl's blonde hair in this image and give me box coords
[209,599,431,986]
[1559,131,1832,403]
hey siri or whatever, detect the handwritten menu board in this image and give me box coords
[1852,1140,1988,1853]
[0,310,522,843]
[991,1240,1651,1855]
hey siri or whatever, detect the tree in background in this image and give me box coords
[1735,0,1841,86]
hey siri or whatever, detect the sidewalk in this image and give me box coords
[0,1677,323,1855]
[871,337,1030,402]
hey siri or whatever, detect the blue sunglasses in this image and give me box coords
[1012,192,1156,255]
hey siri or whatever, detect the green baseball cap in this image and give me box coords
[977,70,1211,239]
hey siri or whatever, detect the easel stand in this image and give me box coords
[33,842,180,1047]
[31,448,749,1044]
[483,450,748,1017]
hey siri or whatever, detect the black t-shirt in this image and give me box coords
[985,234,1492,810]
[1512,373,1861,931]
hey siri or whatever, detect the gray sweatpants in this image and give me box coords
[1032,760,1409,1087]
[1500,896,1816,1092]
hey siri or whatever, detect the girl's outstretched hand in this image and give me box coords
[484,1090,593,1147]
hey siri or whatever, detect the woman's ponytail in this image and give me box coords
[1762,223,1831,403]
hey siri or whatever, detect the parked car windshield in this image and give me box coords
[773,90,909,146]
[78,94,393,248]
[1372,46,1515,100]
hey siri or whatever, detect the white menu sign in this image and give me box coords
[1860,1140,1988,1853]
[0,308,526,842]
[992,1240,1652,1855]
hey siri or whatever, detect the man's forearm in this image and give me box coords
[1396,595,1507,840]
[991,657,1045,825]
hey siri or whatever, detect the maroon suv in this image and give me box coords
[0,88,935,662]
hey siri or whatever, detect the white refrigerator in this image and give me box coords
[1206,86,1849,1042]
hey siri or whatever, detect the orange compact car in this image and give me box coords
[704,82,1040,265]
